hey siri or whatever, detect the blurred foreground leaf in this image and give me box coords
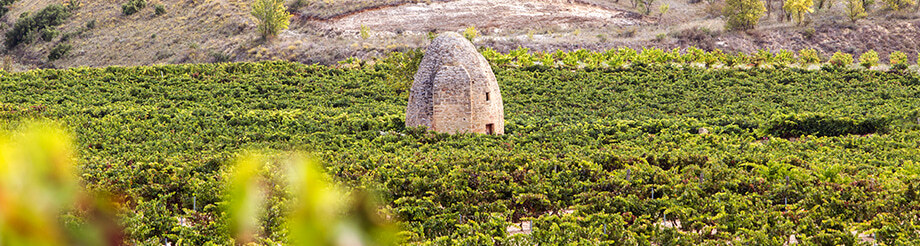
[226,153,398,245]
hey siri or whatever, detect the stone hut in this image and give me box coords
[405,32,505,135]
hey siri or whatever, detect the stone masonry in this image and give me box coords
[405,32,505,135]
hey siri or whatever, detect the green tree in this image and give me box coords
[251,0,292,39]
[845,0,868,22]
[5,4,71,49]
[723,0,766,31]
[783,0,814,25]
[658,3,670,25]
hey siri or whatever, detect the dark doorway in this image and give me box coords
[486,123,494,135]
[486,92,490,101]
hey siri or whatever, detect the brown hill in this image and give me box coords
[1,0,918,71]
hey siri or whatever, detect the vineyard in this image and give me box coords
[3,48,920,245]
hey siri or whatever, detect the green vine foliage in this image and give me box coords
[891,51,910,71]
[828,51,855,68]
[2,48,920,244]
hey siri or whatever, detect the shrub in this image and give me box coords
[618,28,637,38]
[463,26,478,42]
[828,51,854,68]
[0,0,14,17]
[763,113,890,138]
[60,31,80,42]
[845,0,868,22]
[48,43,71,61]
[210,51,232,63]
[890,51,908,70]
[1,56,11,72]
[251,0,291,39]
[287,0,307,10]
[360,25,370,39]
[798,48,821,65]
[65,0,79,11]
[802,27,817,39]
[122,0,147,16]
[154,4,166,16]
[85,19,96,29]
[5,4,72,49]
[723,0,766,31]
[41,28,58,42]
[858,50,879,69]
[703,0,725,17]
[882,0,915,10]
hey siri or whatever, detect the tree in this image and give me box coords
[637,0,656,15]
[766,0,775,17]
[783,0,814,25]
[251,0,291,40]
[658,4,670,25]
[723,0,767,31]
[845,0,868,22]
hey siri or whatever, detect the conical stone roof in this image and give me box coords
[405,32,505,135]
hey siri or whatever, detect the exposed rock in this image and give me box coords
[698,127,709,135]
[405,32,504,135]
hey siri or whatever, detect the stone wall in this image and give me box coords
[406,32,504,135]
[431,64,472,133]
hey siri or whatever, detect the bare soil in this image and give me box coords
[1,0,918,70]
[323,0,650,33]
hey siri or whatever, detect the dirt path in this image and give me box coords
[321,0,649,33]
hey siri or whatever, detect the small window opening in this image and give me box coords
[486,124,495,135]
[485,92,490,101]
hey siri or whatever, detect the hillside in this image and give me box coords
[1,0,918,71]
[3,50,920,244]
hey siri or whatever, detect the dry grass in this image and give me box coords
[0,0,917,70]
[1,0,256,69]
